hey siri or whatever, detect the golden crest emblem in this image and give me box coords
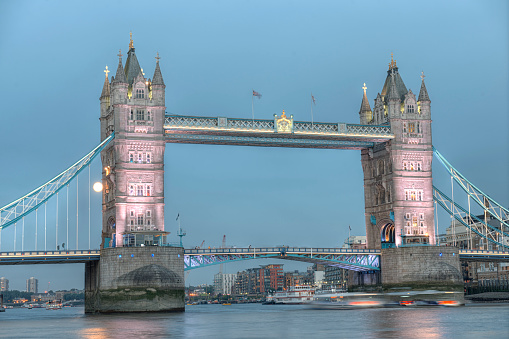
[275,110,293,133]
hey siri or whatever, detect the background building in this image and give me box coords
[213,273,237,295]
[0,277,9,291]
[26,277,38,293]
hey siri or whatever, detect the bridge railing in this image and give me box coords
[0,250,100,256]
[184,247,381,254]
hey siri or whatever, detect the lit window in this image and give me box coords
[408,123,415,133]
[410,162,414,171]
[146,185,151,196]
[403,162,407,170]
[129,153,134,163]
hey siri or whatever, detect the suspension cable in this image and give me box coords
[67,184,69,250]
[451,176,455,246]
[56,192,58,250]
[22,217,24,252]
[88,165,91,250]
[76,176,79,250]
[14,222,16,251]
[44,202,47,251]
[35,208,38,251]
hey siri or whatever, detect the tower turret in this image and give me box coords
[387,72,400,119]
[100,66,110,117]
[418,72,431,117]
[151,52,165,106]
[359,83,372,124]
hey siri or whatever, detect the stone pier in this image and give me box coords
[85,247,184,313]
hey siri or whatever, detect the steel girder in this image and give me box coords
[184,247,381,271]
[433,147,509,232]
[0,134,114,230]
[433,185,509,249]
[0,250,100,265]
[164,115,393,150]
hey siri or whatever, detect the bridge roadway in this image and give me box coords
[164,115,394,150]
[0,248,507,270]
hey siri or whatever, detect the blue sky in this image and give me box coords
[0,0,507,290]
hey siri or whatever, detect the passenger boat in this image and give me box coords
[46,301,62,310]
[309,292,385,309]
[271,285,315,304]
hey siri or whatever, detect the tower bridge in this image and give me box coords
[1,36,508,312]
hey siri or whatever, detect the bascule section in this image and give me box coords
[360,56,435,249]
[99,35,167,249]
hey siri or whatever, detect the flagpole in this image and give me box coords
[252,90,254,122]
[311,93,314,126]
[348,225,351,248]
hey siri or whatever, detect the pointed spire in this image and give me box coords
[101,66,110,98]
[388,71,399,101]
[360,83,372,113]
[418,71,430,102]
[152,52,165,86]
[129,31,134,51]
[113,49,127,84]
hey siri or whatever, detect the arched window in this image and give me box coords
[417,163,422,171]
[378,160,385,175]
[410,162,414,171]
[403,162,407,170]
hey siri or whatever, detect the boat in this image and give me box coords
[46,301,62,310]
[309,292,385,309]
[269,285,316,304]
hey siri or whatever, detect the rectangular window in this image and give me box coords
[147,111,151,121]
[137,185,143,196]
[130,110,134,120]
[136,89,145,99]
[129,185,135,196]
[129,153,134,163]
[146,185,151,196]
[138,153,143,163]
[408,123,415,133]
[137,214,144,225]
[146,210,151,217]
[405,213,411,219]
[419,213,424,220]
[136,110,145,120]
[130,210,135,217]
[146,153,151,164]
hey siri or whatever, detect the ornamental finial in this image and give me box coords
[129,31,134,50]
[362,83,367,93]
[155,52,161,62]
[420,71,425,81]
[104,65,109,78]
[388,52,397,70]
[281,110,286,118]
[117,49,123,60]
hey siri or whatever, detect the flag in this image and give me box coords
[176,213,179,221]
[311,93,316,105]
[252,90,262,99]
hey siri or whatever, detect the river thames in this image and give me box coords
[1,303,508,338]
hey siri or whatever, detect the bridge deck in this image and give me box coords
[164,115,393,149]
[0,250,100,265]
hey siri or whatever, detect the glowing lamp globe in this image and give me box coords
[93,182,103,192]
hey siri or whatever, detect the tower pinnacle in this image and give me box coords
[418,71,430,102]
[129,32,134,50]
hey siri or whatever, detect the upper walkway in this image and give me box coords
[164,115,393,150]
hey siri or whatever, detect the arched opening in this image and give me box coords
[380,223,395,249]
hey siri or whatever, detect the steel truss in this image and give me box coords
[434,147,509,231]
[433,185,509,249]
[0,134,114,230]
[164,115,393,150]
[184,247,380,271]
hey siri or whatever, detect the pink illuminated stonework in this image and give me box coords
[360,58,434,249]
[99,38,166,248]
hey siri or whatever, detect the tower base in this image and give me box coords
[85,247,185,313]
[381,246,464,302]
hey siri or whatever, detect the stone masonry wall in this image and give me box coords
[85,246,185,313]
[381,246,462,291]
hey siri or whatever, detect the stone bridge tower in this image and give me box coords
[360,55,434,249]
[99,35,167,248]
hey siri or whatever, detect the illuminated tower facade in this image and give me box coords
[99,35,167,248]
[360,55,434,249]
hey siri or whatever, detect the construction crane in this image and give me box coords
[198,240,205,249]
[219,235,226,274]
